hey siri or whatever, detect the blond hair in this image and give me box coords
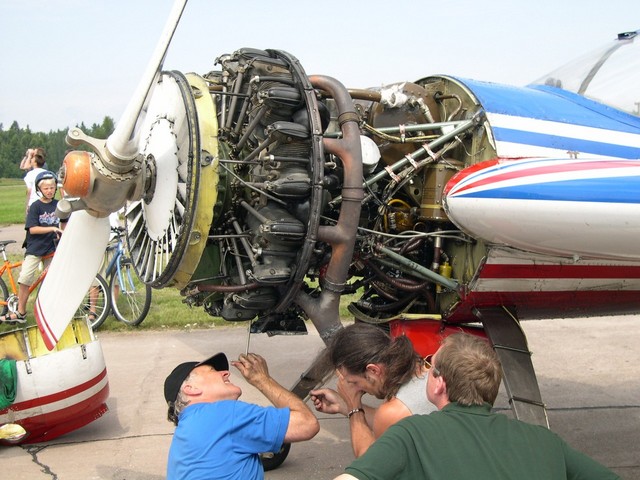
[435,333,502,406]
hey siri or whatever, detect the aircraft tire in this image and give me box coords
[261,442,291,471]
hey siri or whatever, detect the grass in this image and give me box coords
[98,287,223,331]
[0,252,356,334]
[0,178,357,333]
[0,263,221,334]
[0,179,27,224]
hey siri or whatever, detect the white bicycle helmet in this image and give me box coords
[35,170,58,195]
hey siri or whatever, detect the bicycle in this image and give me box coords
[0,239,111,326]
[90,227,152,329]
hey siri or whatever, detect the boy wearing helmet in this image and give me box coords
[0,171,65,324]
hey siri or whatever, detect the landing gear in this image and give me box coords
[475,306,549,427]
[261,443,291,471]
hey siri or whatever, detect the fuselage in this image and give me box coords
[433,75,640,322]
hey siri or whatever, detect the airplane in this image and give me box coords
[2,0,639,464]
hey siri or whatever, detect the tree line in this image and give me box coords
[0,117,115,179]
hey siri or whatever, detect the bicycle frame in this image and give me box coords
[104,232,136,295]
[1,250,54,313]
[104,240,122,280]
[0,258,22,299]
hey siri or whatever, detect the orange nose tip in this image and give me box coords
[62,151,92,197]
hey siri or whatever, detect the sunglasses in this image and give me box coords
[423,354,441,377]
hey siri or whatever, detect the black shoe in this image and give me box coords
[0,311,27,324]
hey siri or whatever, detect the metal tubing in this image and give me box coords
[232,219,256,265]
[375,244,459,292]
[225,70,245,130]
[364,113,481,190]
[294,75,364,343]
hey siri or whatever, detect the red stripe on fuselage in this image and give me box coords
[3,386,109,444]
[0,368,107,413]
[446,159,637,196]
[480,264,640,279]
[446,290,640,323]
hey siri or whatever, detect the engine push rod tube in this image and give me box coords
[364,111,483,189]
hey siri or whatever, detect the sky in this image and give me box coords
[1,0,638,133]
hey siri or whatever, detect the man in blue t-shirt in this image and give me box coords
[164,351,319,480]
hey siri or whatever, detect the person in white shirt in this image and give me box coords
[23,147,47,213]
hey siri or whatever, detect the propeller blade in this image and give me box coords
[106,0,188,161]
[35,211,110,350]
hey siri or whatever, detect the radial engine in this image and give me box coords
[94,48,494,337]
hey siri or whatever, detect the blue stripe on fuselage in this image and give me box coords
[452,77,640,133]
[492,127,640,159]
[455,177,640,203]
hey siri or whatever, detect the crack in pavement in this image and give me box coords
[24,445,57,479]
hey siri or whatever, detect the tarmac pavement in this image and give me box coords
[0,223,26,256]
[1,315,639,479]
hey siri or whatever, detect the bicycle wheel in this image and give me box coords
[74,274,111,330]
[110,257,152,326]
[0,277,9,316]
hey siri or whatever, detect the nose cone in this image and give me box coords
[62,151,93,197]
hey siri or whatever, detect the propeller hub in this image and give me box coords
[59,146,145,218]
[62,151,93,197]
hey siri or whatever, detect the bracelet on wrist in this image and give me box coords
[347,407,364,419]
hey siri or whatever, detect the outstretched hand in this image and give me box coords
[231,353,270,387]
[310,388,348,416]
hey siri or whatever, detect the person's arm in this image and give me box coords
[232,353,319,443]
[311,386,379,456]
[29,225,63,236]
[334,475,358,480]
[25,188,31,213]
[561,436,621,479]
[372,397,411,438]
[24,170,34,213]
[336,375,378,457]
[346,405,377,457]
[20,149,33,171]
[311,388,376,420]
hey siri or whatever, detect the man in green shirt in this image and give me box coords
[334,333,619,480]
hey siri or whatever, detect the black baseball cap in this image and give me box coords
[163,352,229,406]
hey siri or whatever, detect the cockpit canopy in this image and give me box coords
[531,30,640,116]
